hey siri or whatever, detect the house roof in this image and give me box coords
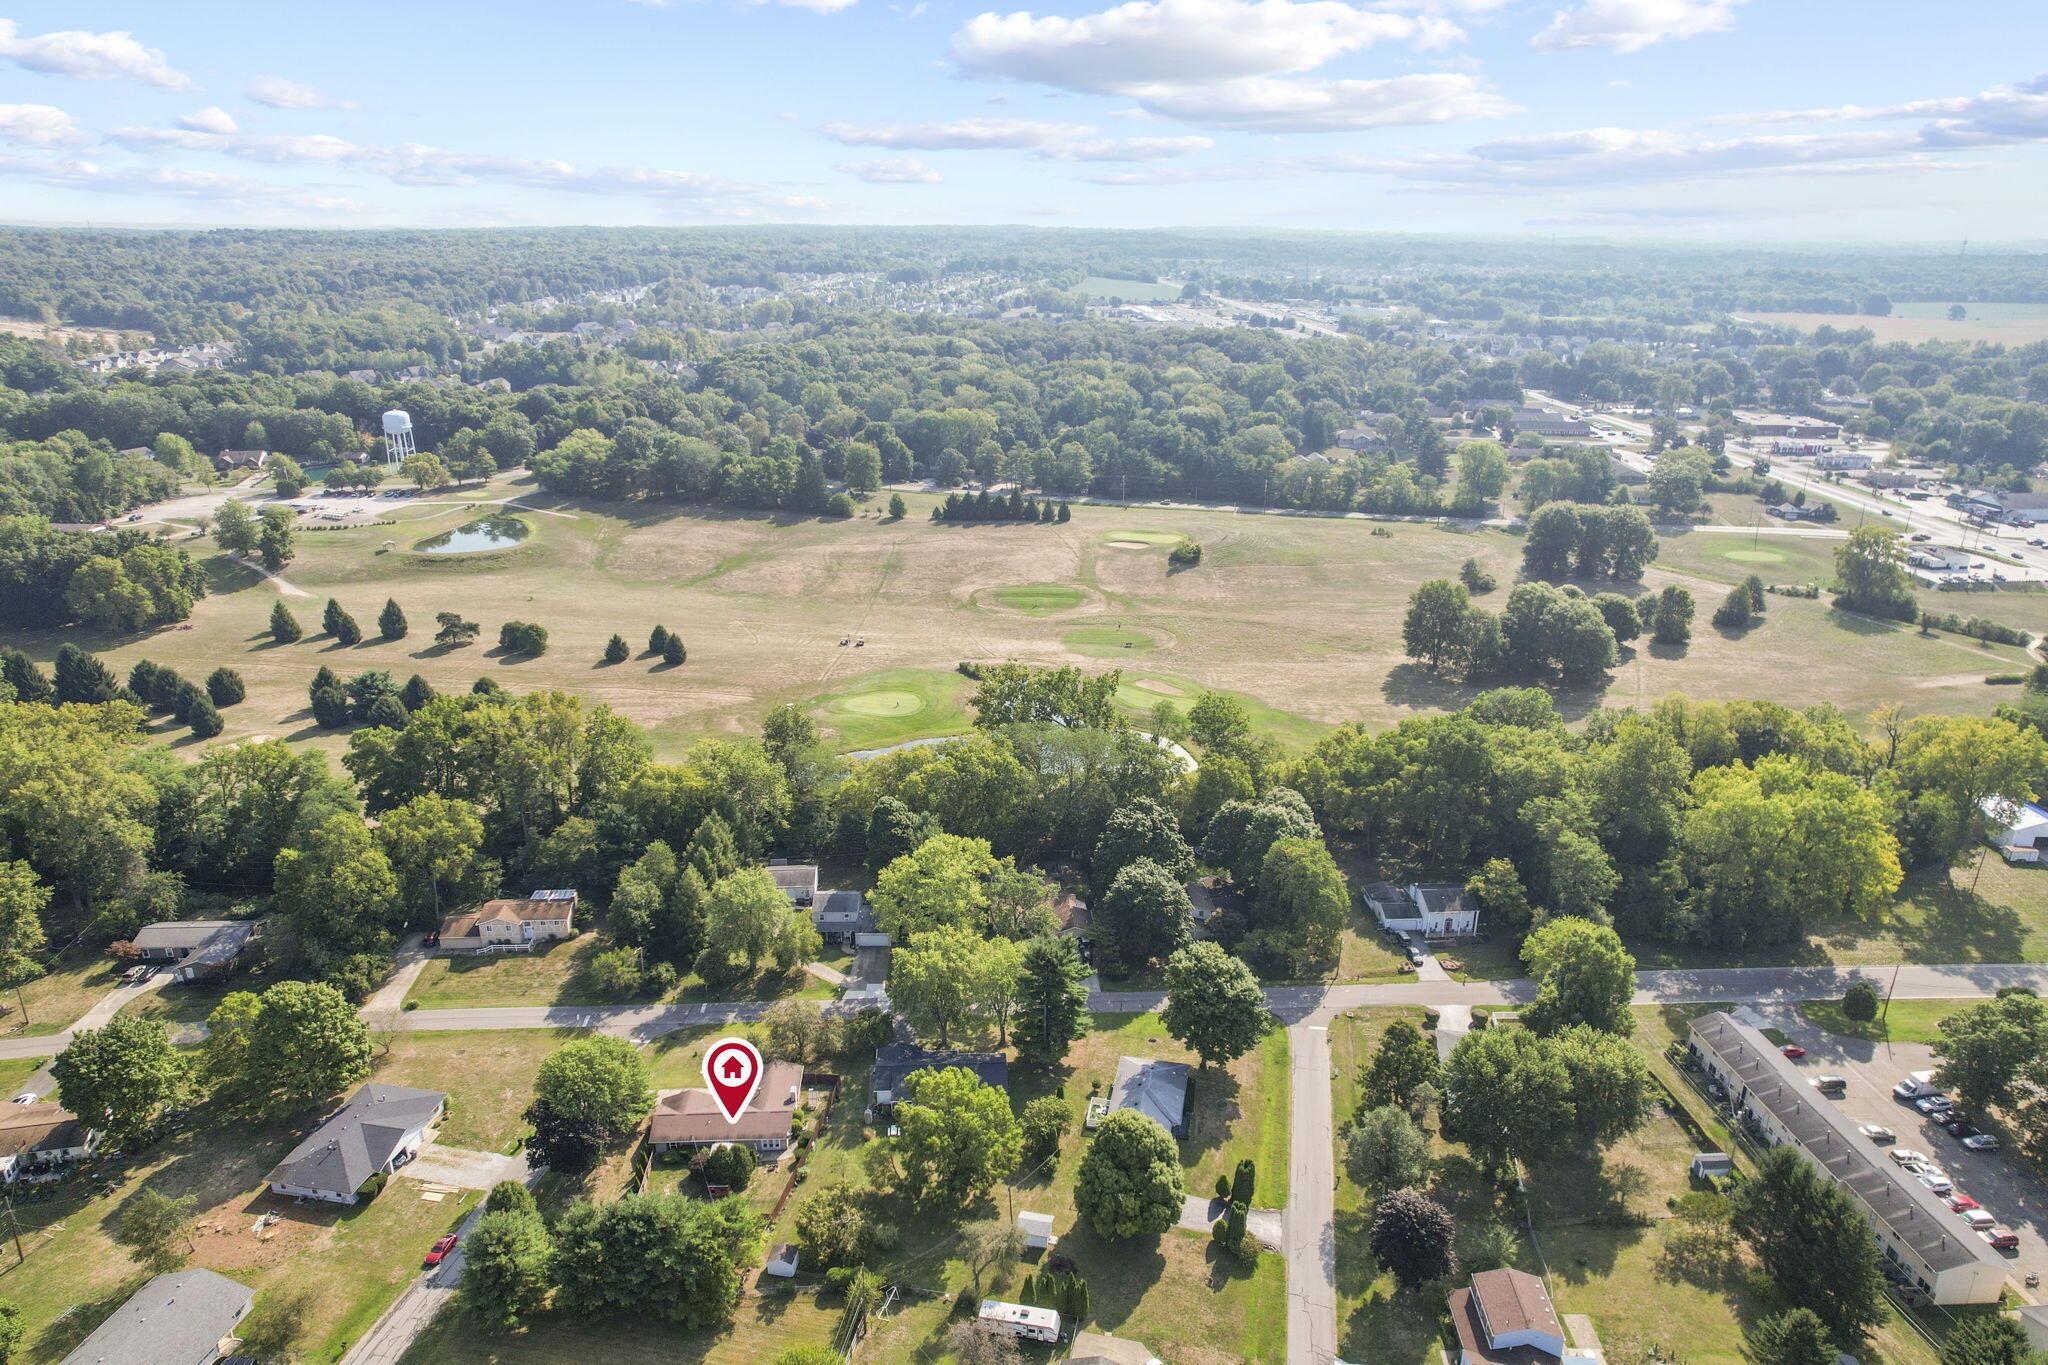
[872,1042,1007,1100]
[1410,885,1466,917]
[265,1083,445,1198]
[59,1269,254,1365]
[770,865,820,896]
[1690,1011,2003,1276]
[1017,1211,1055,1236]
[1471,1267,1560,1343]
[1068,1332,1161,1365]
[0,1103,92,1159]
[649,1061,804,1144]
[1447,1285,1551,1365]
[811,890,872,930]
[131,920,252,953]
[1111,1056,1190,1133]
[440,892,575,937]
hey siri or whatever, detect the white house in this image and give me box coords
[1447,1268,1599,1365]
[1984,797,2048,864]
[1362,883,1479,938]
[437,890,577,953]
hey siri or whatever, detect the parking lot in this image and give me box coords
[1759,1005,2048,1299]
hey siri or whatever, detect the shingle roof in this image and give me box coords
[649,1061,804,1144]
[1690,1011,2001,1276]
[131,920,251,953]
[0,1103,91,1159]
[1111,1056,1189,1133]
[265,1083,444,1199]
[871,1042,1007,1101]
[59,1269,253,1365]
[1470,1267,1558,1341]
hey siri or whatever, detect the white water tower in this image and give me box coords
[381,409,416,468]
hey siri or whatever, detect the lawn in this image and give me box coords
[807,666,974,753]
[0,1101,476,1365]
[1062,624,1163,657]
[404,937,830,1011]
[991,582,1086,613]
[2,950,122,1038]
[1796,997,1970,1046]
[369,1029,585,1151]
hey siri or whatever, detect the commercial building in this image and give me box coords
[1686,1011,2011,1305]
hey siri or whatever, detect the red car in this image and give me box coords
[423,1234,459,1267]
[1945,1194,1981,1212]
[1780,1044,1806,1059]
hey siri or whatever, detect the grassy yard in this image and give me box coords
[1796,997,1970,1046]
[404,936,830,1010]
[370,1029,585,1152]
[2,950,121,1038]
[0,1102,476,1365]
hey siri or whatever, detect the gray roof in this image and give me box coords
[1411,885,1466,917]
[872,1042,1007,1101]
[1689,1012,2002,1276]
[266,1083,444,1199]
[1111,1056,1190,1133]
[811,889,872,930]
[131,920,253,954]
[60,1269,253,1365]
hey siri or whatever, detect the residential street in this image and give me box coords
[1285,1013,1338,1365]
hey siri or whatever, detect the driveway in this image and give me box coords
[1761,1006,2048,1294]
[1177,1194,1283,1251]
[338,1190,490,1365]
[360,937,432,1021]
[402,1143,529,1192]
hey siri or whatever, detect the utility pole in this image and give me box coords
[2,1196,23,1265]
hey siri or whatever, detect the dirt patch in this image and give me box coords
[192,1190,337,1274]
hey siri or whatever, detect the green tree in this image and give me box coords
[1730,1146,1888,1345]
[1834,525,1916,619]
[550,1193,763,1328]
[213,498,257,557]
[269,599,302,643]
[1368,1188,1457,1288]
[1020,1094,1072,1161]
[1344,1104,1429,1197]
[51,1015,190,1142]
[1933,992,2048,1113]
[273,813,402,969]
[1092,796,1194,894]
[603,634,630,665]
[1074,1109,1183,1240]
[270,456,308,498]
[1161,941,1270,1067]
[662,635,686,666]
[257,507,296,572]
[375,793,488,920]
[205,667,245,707]
[1841,980,1881,1023]
[1552,1025,1654,1149]
[1743,1309,1836,1365]
[1441,1028,1572,1173]
[378,598,408,641]
[1937,1315,2040,1365]
[886,924,995,1047]
[533,1036,654,1141]
[1251,837,1348,973]
[464,1199,553,1330]
[0,862,50,996]
[1361,1018,1441,1111]
[114,1188,197,1272]
[1651,585,1694,645]
[792,1183,871,1269]
[1012,935,1091,1064]
[1521,917,1636,1036]
[894,1065,1021,1204]
[697,868,793,980]
[870,833,997,941]
[887,493,907,519]
[239,981,375,1115]
[1403,579,1472,673]
[1096,858,1193,973]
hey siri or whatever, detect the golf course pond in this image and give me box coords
[414,515,531,554]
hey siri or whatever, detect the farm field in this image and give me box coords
[6,473,2040,769]
[1735,308,2048,346]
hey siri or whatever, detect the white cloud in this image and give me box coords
[245,76,359,110]
[0,104,85,149]
[177,107,239,135]
[1141,72,1514,131]
[1039,135,1214,160]
[0,150,360,211]
[839,156,943,183]
[821,117,1095,148]
[1531,0,1745,54]
[949,0,1508,132]
[0,19,189,88]
[953,0,1435,91]
[1704,75,2048,144]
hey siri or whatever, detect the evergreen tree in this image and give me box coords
[185,697,224,738]
[53,644,121,704]
[205,668,245,707]
[1012,936,1091,1064]
[401,674,435,711]
[378,598,408,641]
[662,635,686,666]
[1,649,54,704]
[1057,502,1071,522]
[1731,1147,1888,1344]
[269,599,302,643]
[603,634,630,665]
[649,624,671,655]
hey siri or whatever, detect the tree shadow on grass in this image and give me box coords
[1883,874,2027,963]
[1379,663,1479,712]
[1824,606,1906,638]
[1180,1066,1243,1170]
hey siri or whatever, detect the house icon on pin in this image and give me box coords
[721,1055,747,1080]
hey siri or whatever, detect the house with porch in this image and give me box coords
[1362,883,1479,938]
[649,1059,805,1156]
[130,920,255,982]
[436,890,576,953]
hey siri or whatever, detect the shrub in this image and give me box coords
[702,1143,757,1191]
[205,667,245,707]
[185,698,224,738]
[1459,557,1496,594]
[498,621,548,656]
[1841,980,1881,1023]
[1020,1095,1072,1162]
[603,634,630,665]
[826,492,856,518]
[888,493,907,519]
[1168,538,1203,568]
[662,635,686,666]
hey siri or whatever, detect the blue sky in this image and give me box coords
[0,1,2043,239]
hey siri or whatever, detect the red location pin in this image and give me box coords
[703,1037,764,1125]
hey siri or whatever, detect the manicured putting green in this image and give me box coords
[834,690,924,717]
[993,582,1085,612]
[1064,626,1159,656]
[1101,529,1184,547]
[1114,678,1189,713]
[1720,547,1791,564]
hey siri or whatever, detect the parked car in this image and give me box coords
[1941,1116,1978,1138]
[422,932,440,948]
[423,1234,459,1267]
[1910,532,1932,542]
[1962,1134,2002,1152]
[1945,1193,1981,1212]
[1815,1075,1848,1095]
[1917,1172,1955,1195]
[1912,1095,1954,1115]
[9,1093,35,1105]
[1780,1044,1807,1059]
[1890,1148,1931,1166]
[1981,1227,2020,1251]
[1962,1210,1998,1232]
[1858,1124,1896,1143]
